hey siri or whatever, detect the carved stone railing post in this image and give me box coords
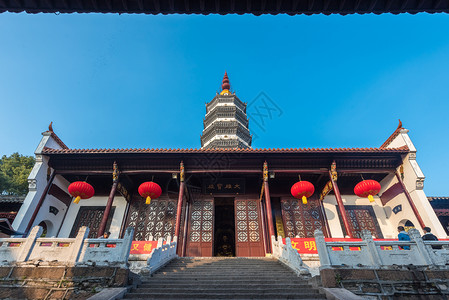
[17,226,43,262]
[157,237,164,248]
[68,226,89,263]
[361,230,382,267]
[118,227,134,263]
[314,229,331,267]
[409,228,433,265]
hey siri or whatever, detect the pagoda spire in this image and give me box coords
[220,71,231,95]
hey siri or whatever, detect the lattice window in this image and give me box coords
[343,205,383,239]
[70,206,115,238]
[235,200,260,243]
[281,198,324,238]
[189,200,213,243]
[126,197,176,241]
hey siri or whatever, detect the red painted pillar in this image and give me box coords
[329,170,354,238]
[395,171,425,229]
[174,162,185,239]
[98,162,119,237]
[263,162,275,242]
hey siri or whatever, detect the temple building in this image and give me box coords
[12,73,447,257]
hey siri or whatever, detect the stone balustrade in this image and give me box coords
[0,226,133,268]
[271,235,310,276]
[315,228,449,268]
[144,236,178,275]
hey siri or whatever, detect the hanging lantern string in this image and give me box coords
[151,175,154,182]
[85,175,89,183]
[361,174,365,181]
[298,174,302,181]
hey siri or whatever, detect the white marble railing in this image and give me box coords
[271,235,310,276]
[0,226,133,267]
[314,229,449,268]
[144,236,178,275]
[78,227,134,267]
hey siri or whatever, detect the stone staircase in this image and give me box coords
[125,257,326,299]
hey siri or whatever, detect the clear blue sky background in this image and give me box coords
[0,12,448,195]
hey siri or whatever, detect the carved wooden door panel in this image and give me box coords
[281,197,326,238]
[235,198,264,257]
[343,205,383,239]
[70,206,115,238]
[126,196,177,241]
[186,199,214,257]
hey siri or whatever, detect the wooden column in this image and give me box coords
[395,171,426,229]
[181,200,190,257]
[329,166,354,238]
[174,162,185,240]
[26,171,56,233]
[263,161,275,241]
[98,162,119,237]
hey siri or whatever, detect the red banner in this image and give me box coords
[130,241,159,254]
[283,238,397,254]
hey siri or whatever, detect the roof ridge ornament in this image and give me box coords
[397,119,403,129]
[220,71,231,95]
[48,121,54,132]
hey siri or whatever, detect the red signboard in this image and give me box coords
[283,238,397,254]
[129,241,160,254]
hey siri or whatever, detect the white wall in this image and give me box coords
[12,132,62,233]
[58,196,127,238]
[323,194,395,238]
[385,128,446,238]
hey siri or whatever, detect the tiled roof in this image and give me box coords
[42,145,409,154]
[380,120,403,148]
[428,197,449,201]
[0,195,25,203]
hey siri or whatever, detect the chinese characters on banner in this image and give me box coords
[283,238,401,254]
[130,241,160,254]
[202,179,245,194]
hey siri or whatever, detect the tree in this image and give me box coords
[0,153,35,196]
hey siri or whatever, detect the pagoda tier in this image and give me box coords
[200,73,252,149]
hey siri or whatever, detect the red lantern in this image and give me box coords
[354,180,381,203]
[68,181,95,204]
[138,182,162,205]
[291,181,315,204]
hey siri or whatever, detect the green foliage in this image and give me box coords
[0,153,35,196]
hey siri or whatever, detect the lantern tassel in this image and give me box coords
[302,196,307,205]
[368,195,374,203]
[146,196,151,205]
[74,196,81,204]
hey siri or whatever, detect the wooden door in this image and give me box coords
[186,199,214,257]
[70,206,115,238]
[235,198,265,257]
[281,197,326,238]
[125,195,177,241]
[343,205,384,238]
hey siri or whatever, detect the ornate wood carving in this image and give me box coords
[342,205,384,239]
[126,196,177,241]
[186,197,214,257]
[70,206,115,238]
[281,197,325,238]
[235,198,264,257]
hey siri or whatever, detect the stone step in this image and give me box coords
[141,276,307,282]
[138,282,311,288]
[124,292,326,299]
[165,266,284,269]
[156,271,294,275]
[131,288,319,294]
[127,258,321,300]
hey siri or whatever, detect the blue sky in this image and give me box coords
[0,12,448,195]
